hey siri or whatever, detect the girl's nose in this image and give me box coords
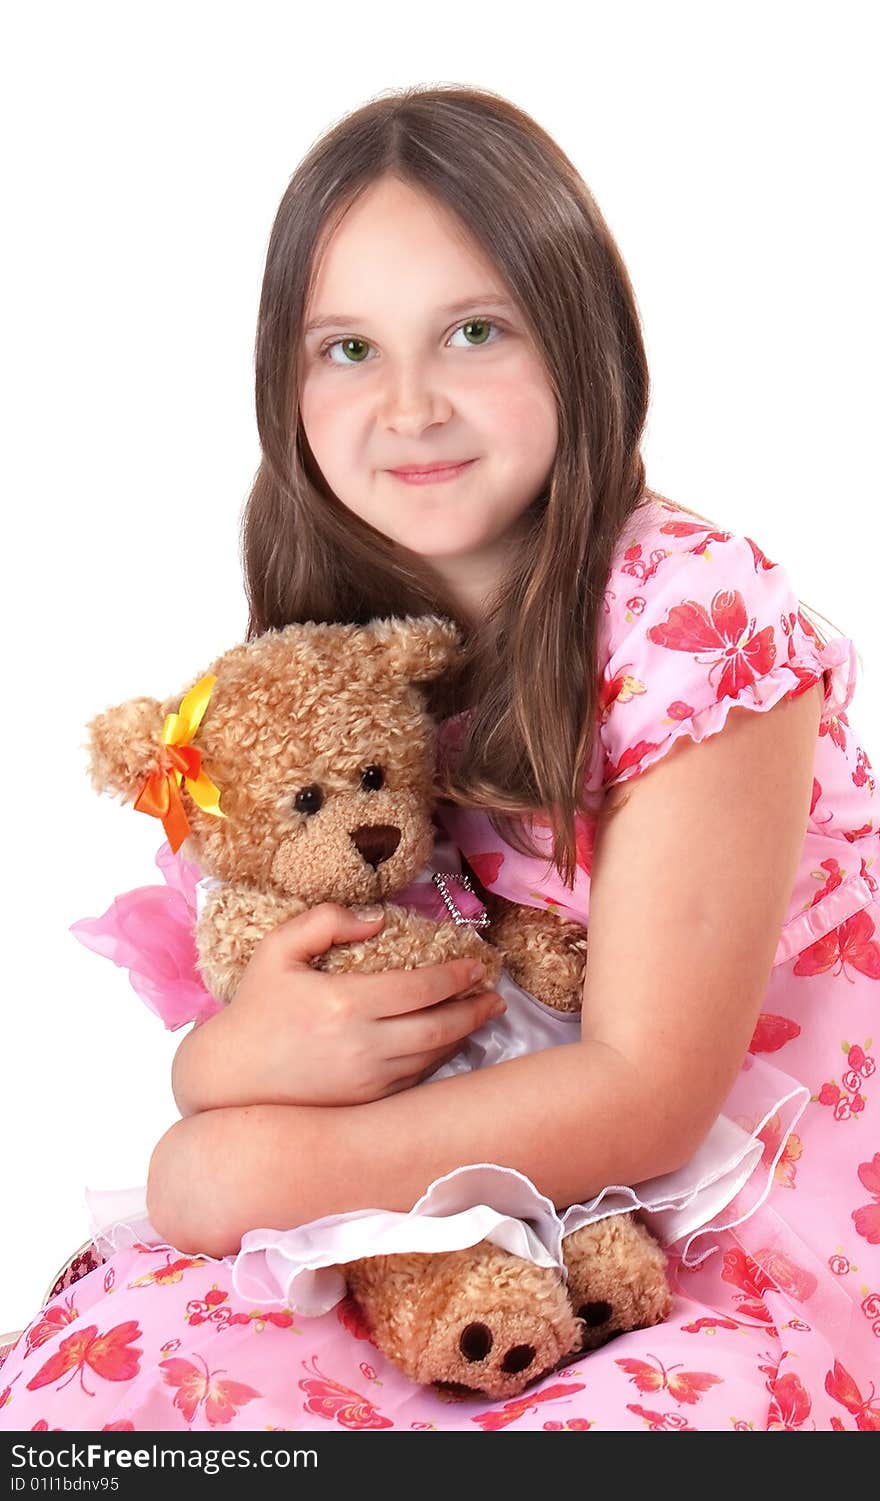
[380,370,453,433]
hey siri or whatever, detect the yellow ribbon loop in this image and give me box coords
[133,673,227,852]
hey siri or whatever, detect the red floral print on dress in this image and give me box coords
[860,1292,880,1339]
[853,747,876,797]
[807,858,847,906]
[298,1354,393,1429]
[680,1316,741,1334]
[748,1013,801,1055]
[604,736,669,784]
[625,1403,698,1431]
[599,668,647,724]
[184,1287,294,1334]
[24,1296,80,1357]
[645,587,778,702]
[794,907,880,980]
[160,1353,261,1427]
[472,1381,588,1432]
[846,1042,876,1079]
[816,1082,866,1122]
[760,1118,804,1191]
[766,1371,814,1431]
[732,1109,803,1188]
[822,708,850,755]
[751,1248,817,1302]
[824,1360,880,1430]
[720,1249,777,1327]
[648,514,735,558]
[667,700,697,723]
[128,1255,211,1288]
[853,1152,880,1245]
[336,1293,375,1344]
[814,1039,875,1122]
[26,1321,143,1396]
[461,850,504,889]
[615,1354,723,1405]
[619,539,671,586]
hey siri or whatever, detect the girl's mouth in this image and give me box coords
[387,459,477,485]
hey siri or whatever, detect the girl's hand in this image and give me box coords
[171,904,506,1114]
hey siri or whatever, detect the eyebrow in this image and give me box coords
[304,295,516,334]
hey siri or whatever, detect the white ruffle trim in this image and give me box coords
[84,1053,807,1318]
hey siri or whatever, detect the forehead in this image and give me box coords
[306,177,507,329]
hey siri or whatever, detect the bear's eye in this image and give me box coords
[293,784,323,815]
[360,764,384,791]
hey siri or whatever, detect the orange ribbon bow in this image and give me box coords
[133,673,226,852]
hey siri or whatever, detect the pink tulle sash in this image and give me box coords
[70,842,221,1030]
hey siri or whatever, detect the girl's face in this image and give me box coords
[299,174,558,620]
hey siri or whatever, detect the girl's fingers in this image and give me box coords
[260,902,386,965]
[380,1073,425,1097]
[382,1034,481,1095]
[380,1054,458,1096]
[385,991,504,1063]
[353,956,494,1018]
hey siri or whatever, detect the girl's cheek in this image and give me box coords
[299,382,341,439]
[481,384,557,449]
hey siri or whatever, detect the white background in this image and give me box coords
[1,1,877,1335]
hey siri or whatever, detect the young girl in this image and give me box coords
[2,84,877,1433]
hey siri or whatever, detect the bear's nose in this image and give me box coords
[349,824,401,868]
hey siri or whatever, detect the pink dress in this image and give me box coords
[2,494,878,1433]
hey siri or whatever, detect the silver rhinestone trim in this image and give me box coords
[431,871,491,928]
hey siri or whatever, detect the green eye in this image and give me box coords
[460,318,492,345]
[331,338,370,364]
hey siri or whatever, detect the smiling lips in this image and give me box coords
[388,459,477,484]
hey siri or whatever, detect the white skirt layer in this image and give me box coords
[85,965,808,1318]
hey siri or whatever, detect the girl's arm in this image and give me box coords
[147,682,823,1258]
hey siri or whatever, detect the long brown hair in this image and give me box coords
[241,83,848,890]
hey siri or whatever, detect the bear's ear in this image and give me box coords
[362,615,462,683]
[84,696,167,803]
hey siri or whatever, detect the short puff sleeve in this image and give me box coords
[599,529,857,789]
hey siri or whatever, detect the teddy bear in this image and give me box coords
[83,613,672,1401]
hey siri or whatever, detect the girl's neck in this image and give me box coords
[425,511,533,628]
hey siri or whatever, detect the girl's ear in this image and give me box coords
[363,614,463,684]
[84,697,166,802]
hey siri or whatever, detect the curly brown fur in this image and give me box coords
[479,890,589,1012]
[345,1240,583,1401]
[561,1212,673,1353]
